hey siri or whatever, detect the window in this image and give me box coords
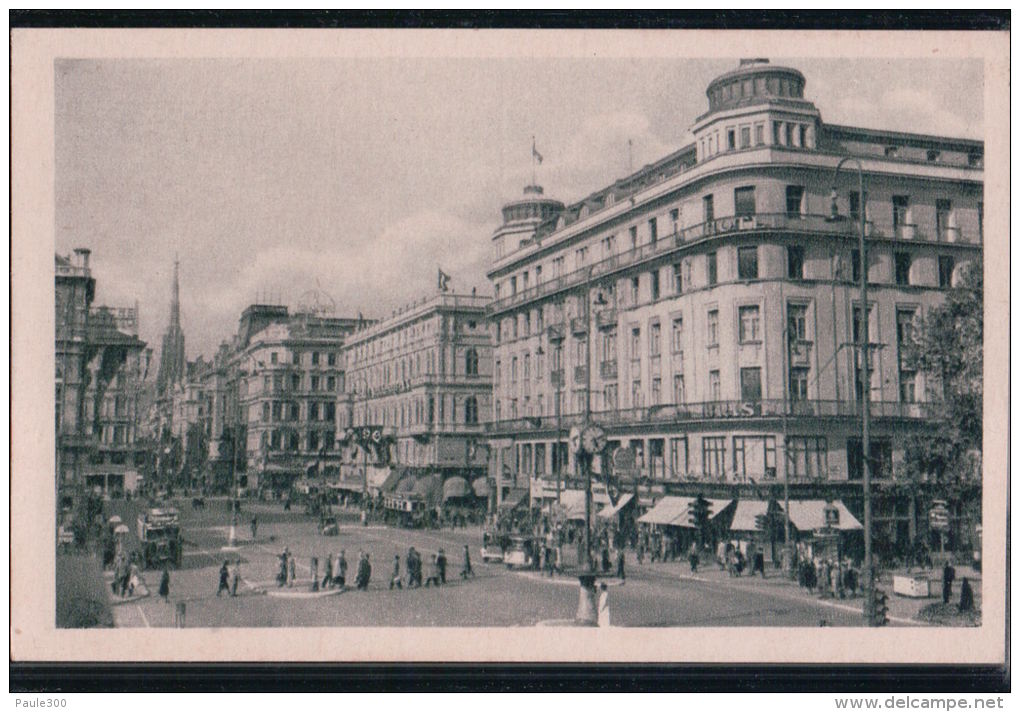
[936,199,952,240]
[894,252,912,286]
[510,276,517,294]
[670,437,688,478]
[703,194,714,223]
[707,310,719,346]
[733,436,777,479]
[673,374,685,404]
[740,367,762,402]
[262,402,270,422]
[271,352,278,365]
[740,125,751,148]
[789,367,808,401]
[600,330,616,363]
[536,351,544,381]
[786,185,805,217]
[651,377,661,404]
[847,437,892,480]
[649,322,661,356]
[630,327,641,361]
[631,379,642,407]
[851,248,862,284]
[703,436,727,478]
[575,247,588,269]
[328,353,337,366]
[978,202,983,240]
[648,218,658,244]
[734,186,756,217]
[787,437,827,480]
[738,305,760,343]
[892,195,910,234]
[773,121,781,144]
[464,396,478,424]
[709,370,721,400]
[787,303,807,342]
[799,125,807,147]
[707,252,717,285]
[327,376,336,392]
[650,270,660,300]
[511,357,518,384]
[465,348,479,376]
[523,353,531,382]
[311,351,320,365]
[630,276,640,303]
[309,402,320,421]
[291,374,301,391]
[672,262,684,294]
[289,402,300,421]
[899,372,917,404]
[604,384,618,410]
[896,309,916,348]
[671,317,683,353]
[602,234,616,258]
[738,246,759,280]
[726,129,736,150]
[939,255,955,288]
[669,208,679,234]
[851,305,874,345]
[849,191,865,222]
[787,246,805,279]
[785,123,794,146]
[308,431,319,452]
[310,375,320,391]
[293,351,301,365]
[325,403,336,422]
[755,123,764,145]
[629,226,638,249]
[522,272,530,291]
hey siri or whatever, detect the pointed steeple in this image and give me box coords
[169,254,181,328]
[157,255,187,396]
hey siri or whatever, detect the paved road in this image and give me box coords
[107,498,867,628]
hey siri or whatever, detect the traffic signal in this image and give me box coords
[870,588,889,626]
[689,496,710,529]
[754,514,768,532]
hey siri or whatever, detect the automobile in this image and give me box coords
[137,507,183,569]
[320,516,339,536]
[480,531,505,563]
[503,535,538,569]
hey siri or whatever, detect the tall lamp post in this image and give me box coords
[829,157,875,624]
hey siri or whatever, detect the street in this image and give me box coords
[103,498,874,628]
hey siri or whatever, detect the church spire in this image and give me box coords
[157,255,186,396]
[169,254,180,328]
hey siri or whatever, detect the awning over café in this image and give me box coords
[783,500,862,531]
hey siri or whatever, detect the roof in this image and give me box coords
[783,500,862,532]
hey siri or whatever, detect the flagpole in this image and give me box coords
[531,136,536,187]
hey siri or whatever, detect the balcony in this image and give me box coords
[573,365,588,383]
[600,360,618,380]
[596,309,617,330]
[570,317,588,335]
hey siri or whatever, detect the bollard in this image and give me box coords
[311,557,319,592]
[174,601,186,628]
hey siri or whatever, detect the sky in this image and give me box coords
[54,56,983,363]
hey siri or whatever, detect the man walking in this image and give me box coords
[942,561,956,604]
[322,554,334,590]
[437,548,447,584]
[460,544,474,579]
[356,552,372,590]
[231,559,242,597]
[337,550,348,590]
[390,554,403,590]
[424,553,441,587]
[217,560,231,597]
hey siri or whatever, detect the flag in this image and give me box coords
[532,137,543,164]
[437,268,451,292]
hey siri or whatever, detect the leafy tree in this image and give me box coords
[899,261,982,497]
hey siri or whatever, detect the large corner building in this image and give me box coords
[485,59,982,550]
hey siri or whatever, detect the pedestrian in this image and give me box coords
[942,562,956,604]
[310,556,319,592]
[754,550,766,578]
[637,541,645,565]
[600,545,611,574]
[277,550,288,587]
[159,566,170,603]
[231,560,241,597]
[322,554,334,590]
[128,561,141,597]
[217,560,231,597]
[437,548,447,584]
[406,547,418,588]
[959,577,974,612]
[288,552,296,588]
[356,552,372,590]
[688,542,699,573]
[390,554,403,590]
[616,548,626,581]
[250,516,258,542]
[597,582,610,628]
[460,544,474,579]
[337,550,348,589]
[424,554,441,587]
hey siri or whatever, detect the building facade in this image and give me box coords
[338,293,492,497]
[486,59,982,551]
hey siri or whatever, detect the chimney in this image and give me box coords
[74,247,91,270]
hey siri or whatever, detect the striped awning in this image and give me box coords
[730,500,770,532]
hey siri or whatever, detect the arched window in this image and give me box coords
[464,396,479,425]
[465,348,479,376]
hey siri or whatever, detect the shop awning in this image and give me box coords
[499,488,529,510]
[367,466,392,492]
[637,496,692,525]
[597,493,634,520]
[730,500,770,532]
[783,500,862,532]
[380,469,404,492]
[472,477,491,498]
[442,476,470,500]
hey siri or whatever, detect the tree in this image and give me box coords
[899,261,982,497]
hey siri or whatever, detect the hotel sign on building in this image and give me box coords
[485,59,982,549]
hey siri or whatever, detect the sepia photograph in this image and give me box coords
[11,24,1009,667]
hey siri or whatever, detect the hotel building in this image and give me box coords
[485,59,982,548]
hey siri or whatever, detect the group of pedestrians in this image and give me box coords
[389,545,475,590]
[216,559,243,597]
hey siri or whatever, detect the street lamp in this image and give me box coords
[829,156,876,624]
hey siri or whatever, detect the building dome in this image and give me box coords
[704,58,808,115]
[500,184,564,226]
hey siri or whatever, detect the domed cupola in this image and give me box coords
[492,184,564,261]
[692,59,822,163]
